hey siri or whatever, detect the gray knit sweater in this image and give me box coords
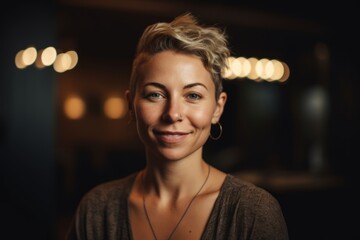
[67,173,289,240]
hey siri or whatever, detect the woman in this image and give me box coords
[67,13,289,240]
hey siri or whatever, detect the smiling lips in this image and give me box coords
[154,130,191,144]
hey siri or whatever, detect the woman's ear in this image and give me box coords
[125,90,135,123]
[211,92,227,124]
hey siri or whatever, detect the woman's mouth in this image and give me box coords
[154,130,190,144]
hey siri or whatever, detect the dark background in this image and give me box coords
[1,0,358,239]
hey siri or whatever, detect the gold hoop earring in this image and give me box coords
[210,122,222,140]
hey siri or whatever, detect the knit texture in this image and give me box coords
[66,173,289,240]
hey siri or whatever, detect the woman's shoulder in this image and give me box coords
[221,174,280,207]
[223,173,264,191]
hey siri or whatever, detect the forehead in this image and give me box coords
[136,50,214,87]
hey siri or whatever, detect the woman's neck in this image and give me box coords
[141,160,210,201]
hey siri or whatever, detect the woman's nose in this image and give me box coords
[162,99,183,122]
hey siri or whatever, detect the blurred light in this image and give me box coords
[269,60,284,81]
[256,58,271,80]
[237,57,251,77]
[279,61,290,82]
[247,57,259,80]
[15,46,78,72]
[230,57,242,77]
[15,50,26,69]
[53,53,71,73]
[41,46,57,66]
[104,97,127,119]
[64,96,86,120]
[22,47,37,66]
[222,56,289,83]
[305,87,328,119]
[223,57,237,80]
[301,86,329,135]
[66,50,78,70]
[264,59,275,81]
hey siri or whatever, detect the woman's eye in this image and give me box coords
[187,93,201,101]
[146,92,164,100]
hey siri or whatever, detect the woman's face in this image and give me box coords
[128,50,226,161]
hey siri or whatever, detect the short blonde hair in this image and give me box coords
[129,13,230,100]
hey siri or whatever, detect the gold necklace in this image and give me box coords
[142,164,211,240]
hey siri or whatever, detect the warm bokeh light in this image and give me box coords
[104,97,127,119]
[15,50,26,69]
[247,57,259,80]
[15,46,78,72]
[222,56,289,82]
[22,47,37,66]
[222,56,234,79]
[222,56,237,80]
[53,53,71,73]
[41,46,57,66]
[64,96,86,120]
[279,61,290,82]
[237,57,251,77]
[66,50,78,70]
[264,59,275,80]
[230,57,242,77]
[256,58,270,80]
[270,60,284,81]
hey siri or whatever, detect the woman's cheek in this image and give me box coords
[135,102,154,120]
[190,108,214,128]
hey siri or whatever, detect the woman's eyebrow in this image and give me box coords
[184,83,208,90]
[143,82,208,91]
[143,82,166,90]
